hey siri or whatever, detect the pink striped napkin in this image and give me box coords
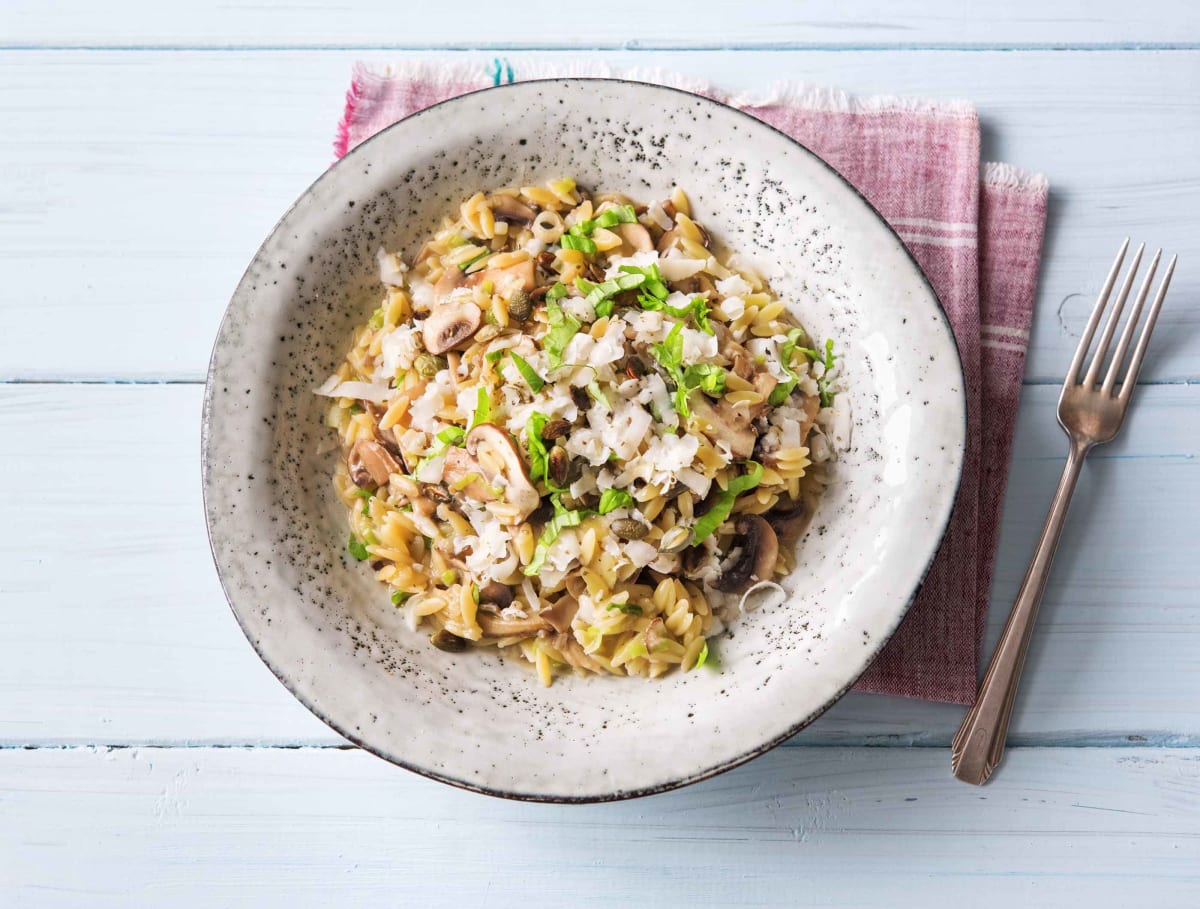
[334,60,1049,705]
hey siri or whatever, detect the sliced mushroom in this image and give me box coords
[713,514,779,593]
[488,194,536,226]
[724,337,757,382]
[656,227,682,255]
[465,424,540,523]
[466,259,536,296]
[551,632,608,673]
[799,393,820,440]
[616,221,653,253]
[422,301,482,355]
[690,394,757,460]
[347,439,400,489]
[540,596,580,635]
[477,611,551,638]
[440,446,496,502]
[751,371,779,417]
[433,265,465,301]
[477,580,514,610]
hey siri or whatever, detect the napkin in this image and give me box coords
[333,60,1049,705]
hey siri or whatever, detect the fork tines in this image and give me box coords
[1067,238,1178,399]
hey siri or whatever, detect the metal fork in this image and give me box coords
[951,239,1177,785]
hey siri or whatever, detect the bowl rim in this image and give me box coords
[202,76,967,803]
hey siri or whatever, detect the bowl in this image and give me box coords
[202,78,965,801]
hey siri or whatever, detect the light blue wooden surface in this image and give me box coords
[1,3,1198,905]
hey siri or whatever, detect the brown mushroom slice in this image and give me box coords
[422,301,482,355]
[465,424,540,523]
[690,394,757,460]
[488,194,537,226]
[656,227,683,255]
[477,580,514,610]
[433,264,466,301]
[477,611,551,638]
[551,632,608,673]
[798,393,821,441]
[616,221,653,253]
[347,439,401,489]
[466,259,536,296]
[441,446,496,503]
[540,596,580,635]
[713,514,779,593]
[751,372,779,417]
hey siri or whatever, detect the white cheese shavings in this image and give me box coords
[376,247,407,286]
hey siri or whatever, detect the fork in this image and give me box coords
[951,239,1178,786]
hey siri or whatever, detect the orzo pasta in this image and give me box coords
[317,180,841,685]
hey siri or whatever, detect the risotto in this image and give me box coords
[317,180,841,685]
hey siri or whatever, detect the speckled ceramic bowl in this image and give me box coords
[203,79,965,802]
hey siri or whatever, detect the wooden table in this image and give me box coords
[2,2,1198,904]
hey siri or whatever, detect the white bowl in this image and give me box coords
[203,79,965,802]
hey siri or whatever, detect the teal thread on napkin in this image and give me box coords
[490,58,515,86]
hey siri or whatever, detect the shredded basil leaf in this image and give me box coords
[560,233,597,254]
[458,249,491,272]
[650,321,691,419]
[694,640,710,669]
[543,297,581,369]
[347,534,370,561]
[575,271,646,317]
[525,498,593,575]
[352,488,373,514]
[367,308,385,330]
[587,380,610,410]
[436,426,465,446]
[390,590,412,606]
[597,488,634,514]
[796,337,838,407]
[509,352,545,392]
[485,349,507,364]
[682,363,726,397]
[690,461,764,545]
[469,387,491,428]
[525,412,565,492]
[606,601,644,616]
[545,282,568,304]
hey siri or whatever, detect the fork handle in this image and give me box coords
[951,438,1090,784]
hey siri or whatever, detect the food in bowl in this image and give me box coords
[317,179,840,685]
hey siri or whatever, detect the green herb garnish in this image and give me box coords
[560,233,597,254]
[543,297,581,369]
[650,321,692,419]
[597,488,634,514]
[575,271,647,318]
[485,349,507,364]
[682,363,726,398]
[586,379,610,410]
[694,640,710,669]
[524,495,593,575]
[525,412,565,491]
[390,590,412,607]
[509,352,545,392]
[607,601,644,616]
[352,488,373,515]
[797,337,838,407]
[690,461,764,545]
[469,386,491,428]
[545,282,568,304]
[618,263,670,301]
[367,308,385,330]
[436,426,466,446]
[458,249,491,272]
[347,534,370,561]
